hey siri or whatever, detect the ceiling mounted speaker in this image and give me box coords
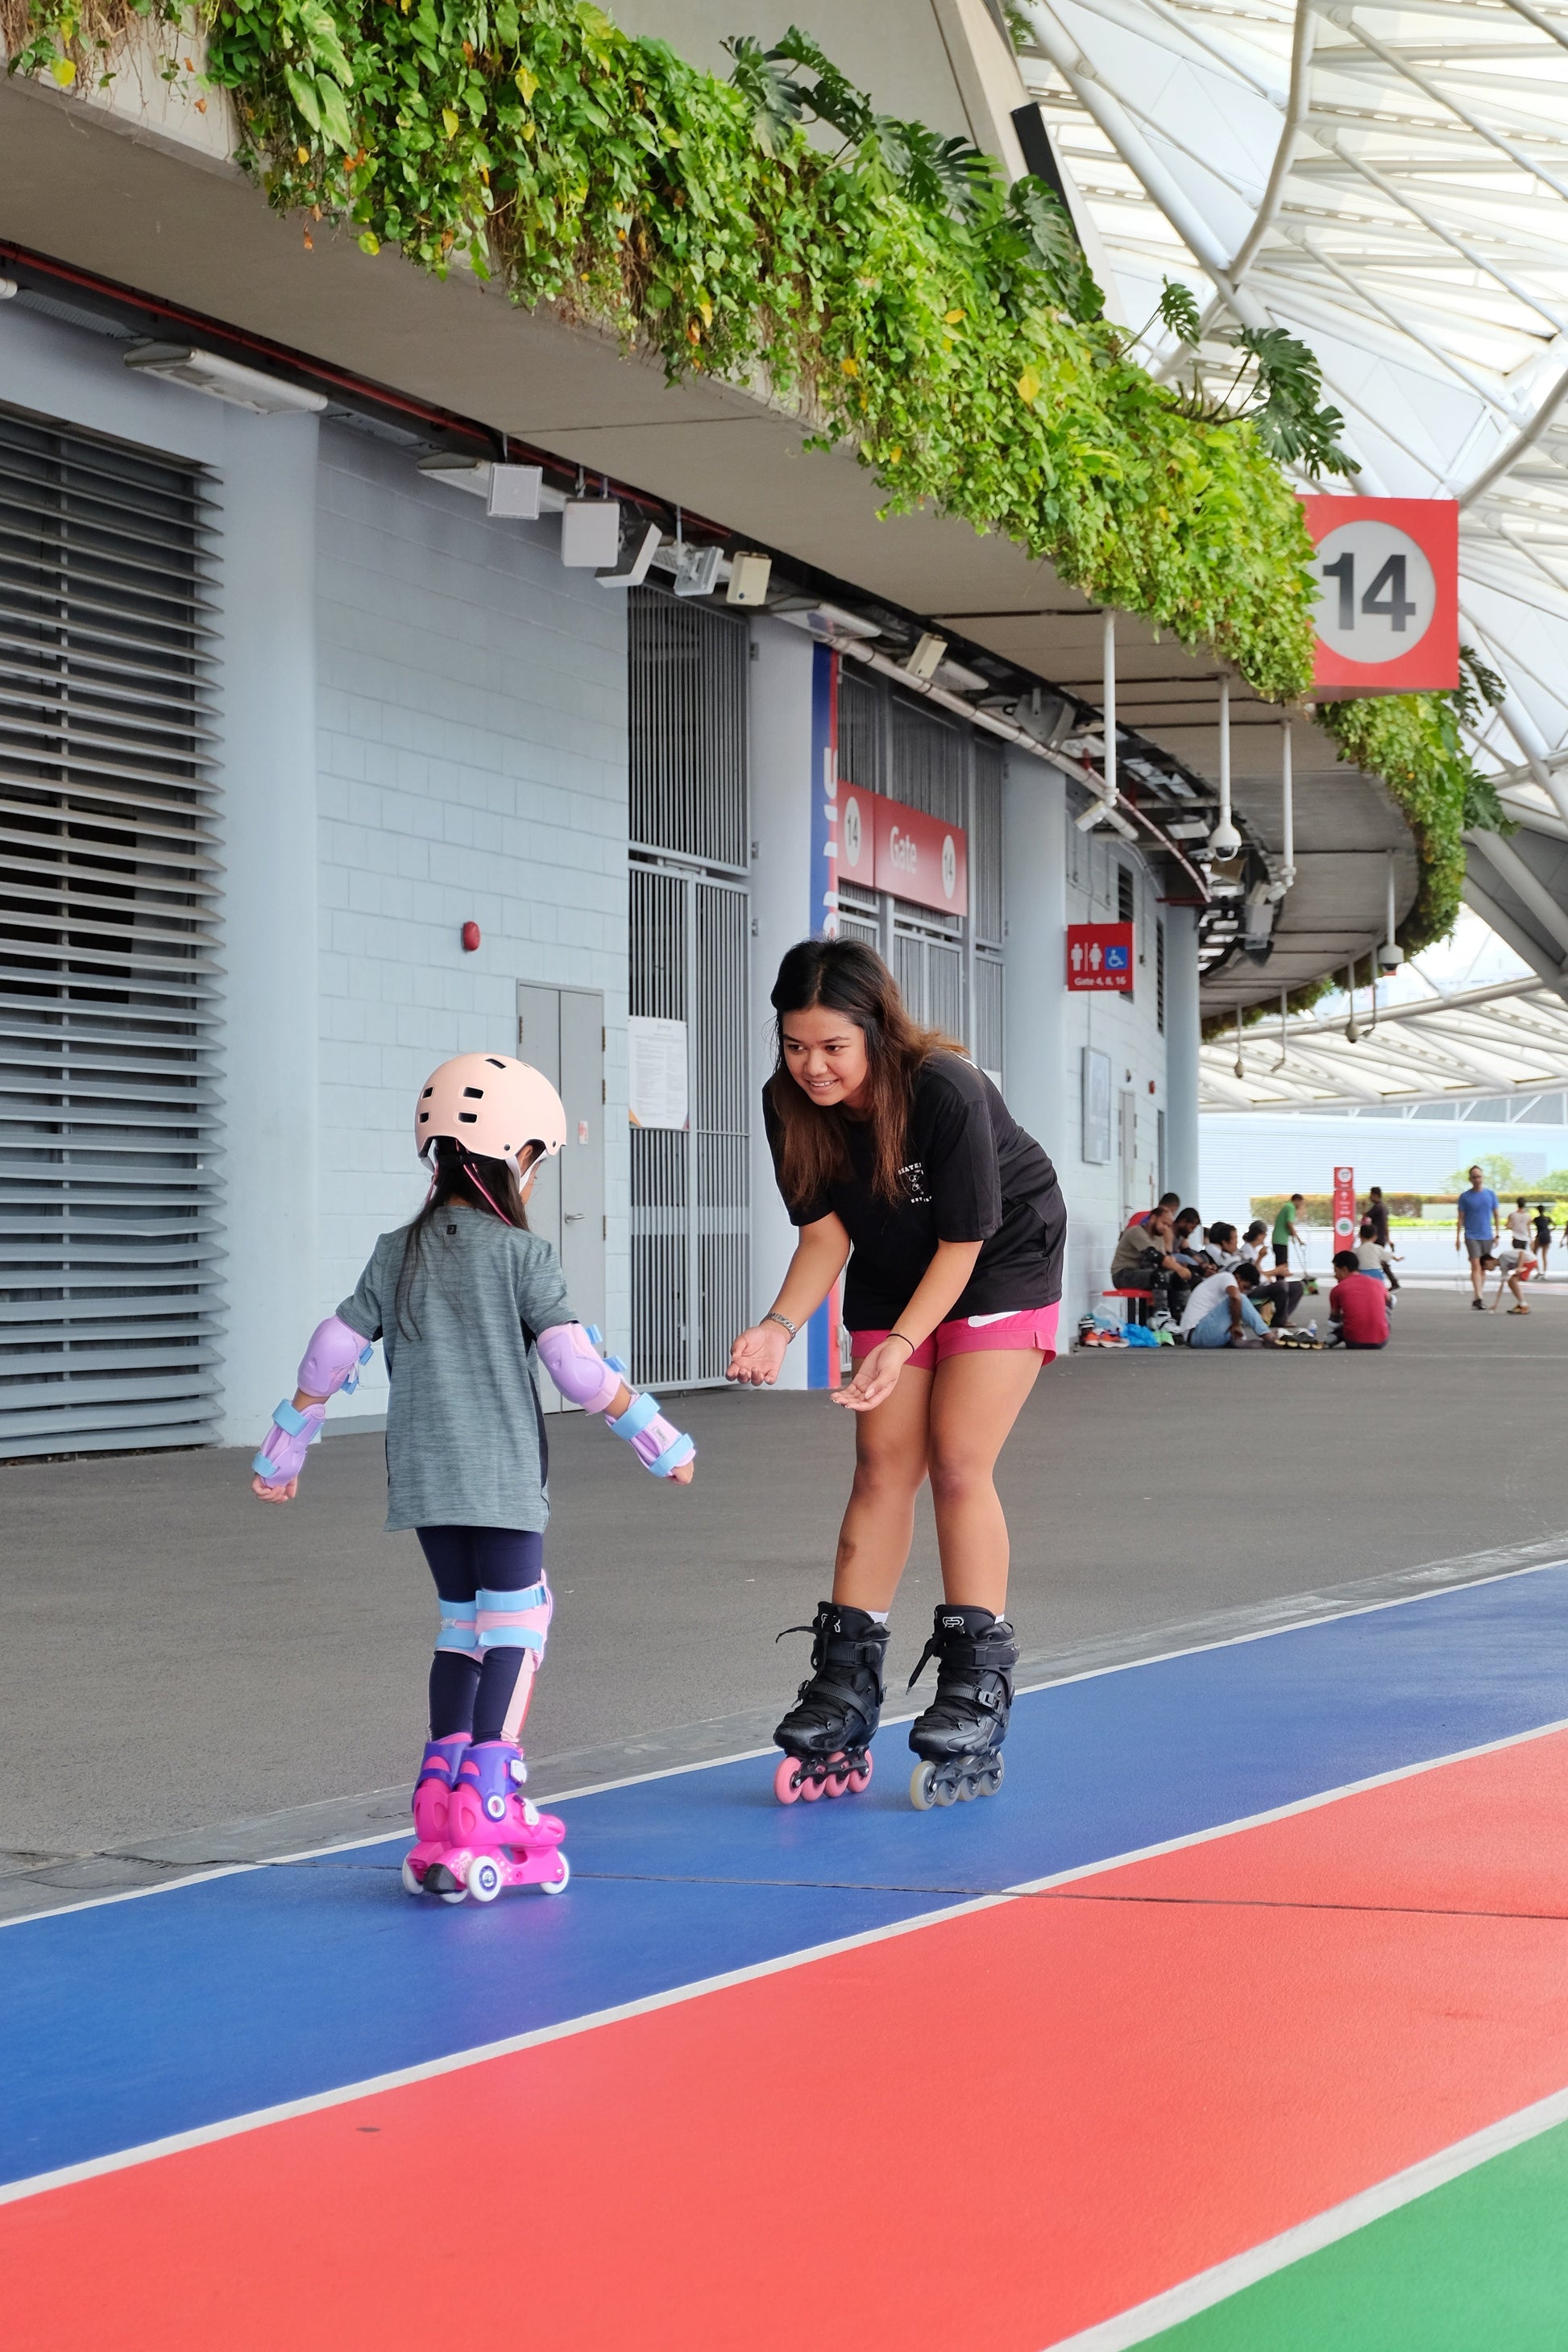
[561,500,621,567]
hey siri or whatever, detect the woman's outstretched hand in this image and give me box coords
[728,1323,789,1387]
[831,1338,910,1412]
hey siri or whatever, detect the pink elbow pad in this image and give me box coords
[298,1316,375,1400]
[536,1321,622,1414]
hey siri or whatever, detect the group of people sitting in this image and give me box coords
[1107,1192,1394,1352]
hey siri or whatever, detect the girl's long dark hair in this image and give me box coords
[767,938,961,1211]
[394,1139,533,1338]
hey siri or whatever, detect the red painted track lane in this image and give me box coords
[8,1731,1568,2352]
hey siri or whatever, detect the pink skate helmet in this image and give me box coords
[415,1054,567,1170]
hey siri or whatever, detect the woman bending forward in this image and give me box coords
[728,940,1066,1809]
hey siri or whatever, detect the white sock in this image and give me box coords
[868,1610,890,1626]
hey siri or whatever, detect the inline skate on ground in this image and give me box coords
[401,1731,471,1894]
[906,1603,1018,1809]
[772,1601,888,1803]
[415,1738,570,1902]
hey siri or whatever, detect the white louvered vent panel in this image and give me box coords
[0,403,221,1458]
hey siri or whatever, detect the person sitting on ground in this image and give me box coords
[1329,1250,1389,1350]
[1455,1166,1500,1309]
[1271,1193,1304,1276]
[1533,1203,1553,1275]
[1239,1219,1270,1267]
[1354,1217,1400,1303]
[1172,1208,1209,1274]
[1203,1221,1242,1271]
[1180,1256,1280,1350]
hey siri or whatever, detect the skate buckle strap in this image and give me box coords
[906,1636,940,1690]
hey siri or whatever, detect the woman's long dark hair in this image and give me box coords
[394,1139,534,1338]
[767,938,961,1210]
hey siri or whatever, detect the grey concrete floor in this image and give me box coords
[5,1287,1567,1904]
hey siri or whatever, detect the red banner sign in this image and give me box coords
[836,786,968,918]
[1301,496,1458,694]
[1067,923,1134,993]
[1333,1164,1357,1246]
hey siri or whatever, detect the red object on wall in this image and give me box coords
[836,784,969,918]
[1067,923,1134,993]
[461,922,481,953]
[1333,1164,1357,1246]
[1300,497,1458,694]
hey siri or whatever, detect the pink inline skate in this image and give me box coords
[423,1739,570,1904]
[401,1732,471,1896]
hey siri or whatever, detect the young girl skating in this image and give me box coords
[729,941,1066,1810]
[251,1054,695,1902]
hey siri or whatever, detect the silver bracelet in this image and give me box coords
[762,1310,798,1340]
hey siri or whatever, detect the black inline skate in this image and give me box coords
[906,1603,1018,1809]
[772,1601,889,1805]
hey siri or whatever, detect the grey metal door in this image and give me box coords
[516,981,605,1411]
[629,863,749,1389]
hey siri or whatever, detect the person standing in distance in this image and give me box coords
[1533,1202,1553,1277]
[1272,1193,1305,1278]
[728,940,1066,1810]
[1455,1164,1500,1309]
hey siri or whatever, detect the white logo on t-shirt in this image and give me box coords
[899,1159,931,1204]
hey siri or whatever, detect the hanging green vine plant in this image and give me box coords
[3,0,1495,948]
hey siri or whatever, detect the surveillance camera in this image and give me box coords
[1208,819,1242,859]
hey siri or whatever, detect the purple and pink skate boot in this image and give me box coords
[401,1732,471,1896]
[423,1739,569,1903]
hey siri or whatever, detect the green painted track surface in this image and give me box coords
[1144,2114,1568,2350]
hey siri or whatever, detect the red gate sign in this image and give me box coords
[873,793,967,918]
[1067,923,1134,993]
[1333,1164,1357,1246]
[1300,497,1458,694]
[837,786,969,917]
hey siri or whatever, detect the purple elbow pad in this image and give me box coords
[297,1316,375,1400]
[536,1321,621,1415]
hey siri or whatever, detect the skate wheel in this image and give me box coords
[845,1755,873,1795]
[933,1778,957,1807]
[984,1756,1006,1797]
[909,1762,939,1811]
[400,1856,426,1896]
[540,1852,570,1896]
[774,1755,807,1806]
[799,1768,825,1802]
[956,1776,977,1802]
[438,1886,467,1906]
[467,1855,504,1904]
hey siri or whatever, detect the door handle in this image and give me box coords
[564,1213,584,1222]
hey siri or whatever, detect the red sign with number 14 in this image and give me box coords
[1301,496,1458,695]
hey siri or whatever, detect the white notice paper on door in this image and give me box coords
[628,1015,689,1130]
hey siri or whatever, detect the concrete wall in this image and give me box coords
[1,303,632,1446]
[310,430,630,1429]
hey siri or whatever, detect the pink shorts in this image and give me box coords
[848,1304,1060,1371]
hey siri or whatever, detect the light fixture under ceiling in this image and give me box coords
[124,343,327,415]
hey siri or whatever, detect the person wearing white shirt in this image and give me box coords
[1180,1259,1279,1348]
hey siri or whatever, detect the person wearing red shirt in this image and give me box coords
[1329,1251,1389,1350]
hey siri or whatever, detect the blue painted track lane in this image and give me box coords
[6,1566,1568,2190]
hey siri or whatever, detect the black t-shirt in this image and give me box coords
[765,1052,1066,1328]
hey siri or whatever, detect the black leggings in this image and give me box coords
[417,1525,546,1745]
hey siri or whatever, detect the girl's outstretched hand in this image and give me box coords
[727,1323,788,1387]
[670,1458,695,1484]
[251,1474,298,1503]
[831,1338,909,1412]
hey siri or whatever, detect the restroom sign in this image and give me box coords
[1067,923,1134,993]
[1300,497,1458,694]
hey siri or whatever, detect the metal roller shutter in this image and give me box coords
[0,403,220,1459]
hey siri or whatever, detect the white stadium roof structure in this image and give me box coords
[1018,0,1568,1110]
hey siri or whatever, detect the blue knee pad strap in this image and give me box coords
[435,1598,480,1655]
[475,1580,551,1651]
